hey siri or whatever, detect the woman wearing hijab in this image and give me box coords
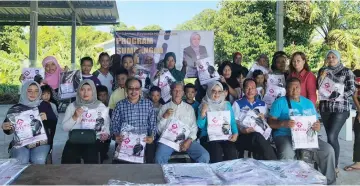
[183,32,209,76]
[197,81,238,163]
[2,81,50,164]
[218,61,241,103]
[317,50,356,174]
[61,79,110,164]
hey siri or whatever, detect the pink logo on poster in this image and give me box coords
[124,138,130,144]
[172,124,178,129]
[85,113,92,118]
[296,122,302,128]
[269,89,274,93]
[17,119,24,125]
[212,117,218,123]
[24,71,30,76]
[324,83,330,89]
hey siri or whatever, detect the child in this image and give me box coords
[93,52,114,95]
[149,86,164,116]
[184,83,200,116]
[96,85,111,161]
[221,82,230,102]
[252,70,266,99]
[97,85,109,107]
[121,54,135,77]
[235,70,247,99]
[40,85,58,153]
[109,68,128,110]
[81,56,101,86]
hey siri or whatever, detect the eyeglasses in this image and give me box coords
[128,87,141,92]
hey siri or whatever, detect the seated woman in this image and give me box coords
[197,81,238,163]
[61,79,110,164]
[2,81,50,164]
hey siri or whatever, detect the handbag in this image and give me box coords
[68,129,96,145]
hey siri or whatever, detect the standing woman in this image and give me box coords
[162,52,186,82]
[197,81,238,163]
[218,61,241,103]
[61,79,110,164]
[2,81,50,164]
[288,52,317,105]
[270,51,289,79]
[317,50,355,175]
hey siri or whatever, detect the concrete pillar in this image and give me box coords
[276,0,284,51]
[71,11,77,70]
[29,0,38,67]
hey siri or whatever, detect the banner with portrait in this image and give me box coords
[21,68,45,84]
[114,133,147,164]
[158,118,191,152]
[7,108,47,148]
[318,77,344,101]
[115,30,215,78]
[58,70,82,100]
[207,111,232,141]
[290,115,318,149]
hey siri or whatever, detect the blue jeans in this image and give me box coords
[155,142,210,164]
[11,145,50,164]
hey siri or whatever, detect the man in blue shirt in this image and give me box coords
[233,78,277,160]
[268,77,336,185]
[111,77,156,163]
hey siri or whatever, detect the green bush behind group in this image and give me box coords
[1,1,359,103]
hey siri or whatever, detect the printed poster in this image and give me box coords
[207,111,231,141]
[134,65,151,92]
[290,115,318,149]
[263,84,286,108]
[247,63,269,78]
[267,74,286,87]
[319,77,344,101]
[58,70,82,99]
[114,132,147,163]
[240,110,271,140]
[80,106,109,137]
[8,108,47,148]
[21,68,45,83]
[197,58,220,85]
[115,30,215,78]
[158,118,190,152]
[152,70,176,102]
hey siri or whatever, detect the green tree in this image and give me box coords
[176,9,217,31]
[309,0,360,69]
[142,24,162,31]
[111,22,136,32]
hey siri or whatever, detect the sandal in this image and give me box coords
[344,165,360,171]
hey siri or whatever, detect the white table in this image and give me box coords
[339,109,357,141]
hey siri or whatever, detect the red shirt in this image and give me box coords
[289,70,317,106]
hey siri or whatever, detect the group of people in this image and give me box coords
[2,48,360,185]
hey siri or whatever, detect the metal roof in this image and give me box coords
[0,0,119,26]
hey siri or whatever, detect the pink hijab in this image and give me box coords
[42,56,61,90]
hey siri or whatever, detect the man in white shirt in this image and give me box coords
[155,82,210,164]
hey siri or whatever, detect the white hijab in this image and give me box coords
[200,81,227,112]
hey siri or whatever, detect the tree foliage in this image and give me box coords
[141,24,163,31]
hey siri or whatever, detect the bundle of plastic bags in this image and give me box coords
[162,159,327,185]
[0,159,29,185]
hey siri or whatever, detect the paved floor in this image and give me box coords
[1,104,360,184]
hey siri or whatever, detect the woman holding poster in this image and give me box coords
[317,50,356,173]
[61,79,110,164]
[197,81,238,163]
[2,81,50,164]
[162,52,186,82]
[218,61,241,103]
